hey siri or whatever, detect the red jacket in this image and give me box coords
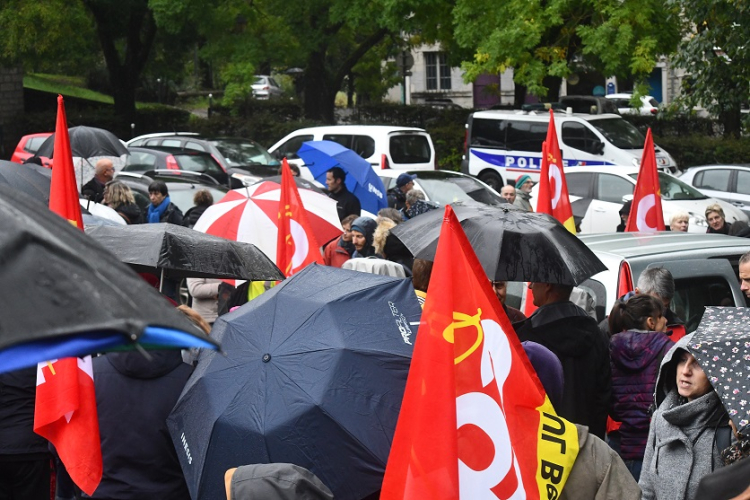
[324,236,351,268]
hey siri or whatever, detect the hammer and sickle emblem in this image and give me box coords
[442,309,484,365]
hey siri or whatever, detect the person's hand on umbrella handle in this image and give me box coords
[224,468,237,500]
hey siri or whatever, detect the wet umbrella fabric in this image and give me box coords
[390,202,607,285]
[167,264,421,500]
[0,160,51,202]
[36,126,128,159]
[297,140,388,214]
[0,184,219,374]
[689,307,750,435]
[85,223,284,281]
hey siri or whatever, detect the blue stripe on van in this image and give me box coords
[471,149,613,170]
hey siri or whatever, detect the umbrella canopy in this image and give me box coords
[0,184,219,374]
[85,223,284,281]
[193,181,343,259]
[36,125,128,159]
[167,264,421,500]
[297,140,388,214]
[391,202,607,285]
[689,307,750,435]
[0,160,51,203]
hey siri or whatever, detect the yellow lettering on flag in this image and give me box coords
[536,397,579,499]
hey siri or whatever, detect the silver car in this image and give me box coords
[680,164,750,218]
[251,75,283,100]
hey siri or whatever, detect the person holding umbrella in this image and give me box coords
[639,334,732,500]
[325,166,361,221]
[147,180,183,225]
[81,159,115,203]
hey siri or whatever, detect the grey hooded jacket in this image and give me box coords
[638,334,730,500]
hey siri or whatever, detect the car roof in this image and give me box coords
[684,164,750,170]
[127,145,216,157]
[289,125,428,134]
[377,169,469,178]
[564,165,640,175]
[470,110,622,121]
[580,232,750,260]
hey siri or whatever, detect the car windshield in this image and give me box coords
[253,77,266,85]
[211,139,279,167]
[169,186,227,213]
[628,172,709,201]
[589,118,646,149]
[175,154,225,176]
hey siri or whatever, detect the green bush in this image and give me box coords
[655,135,750,170]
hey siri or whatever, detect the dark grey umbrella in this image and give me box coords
[0,160,51,203]
[390,203,607,285]
[36,126,128,159]
[689,306,750,435]
[85,222,284,281]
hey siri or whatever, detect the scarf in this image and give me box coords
[147,196,171,223]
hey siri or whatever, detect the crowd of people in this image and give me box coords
[2,164,750,500]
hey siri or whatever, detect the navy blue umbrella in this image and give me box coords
[167,264,421,500]
[297,140,388,214]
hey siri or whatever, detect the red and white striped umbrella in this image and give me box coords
[193,181,342,262]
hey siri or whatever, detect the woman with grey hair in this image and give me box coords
[705,203,748,236]
[669,212,689,232]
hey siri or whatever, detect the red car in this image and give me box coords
[10,133,52,165]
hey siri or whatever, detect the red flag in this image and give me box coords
[616,260,634,298]
[49,95,84,229]
[34,357,102,495]
[537,110,576,234]
[381,205,578,499]
[625,128,665,232]
[276,158,323,276]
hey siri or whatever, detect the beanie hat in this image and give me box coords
[350,216,377,241]
[522,341,564,409]
[396,173,417,188]
[515,174,533,188]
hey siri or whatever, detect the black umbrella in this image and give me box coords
[85,223,284,282]
[36,125,128,159]
[571,198,593,228]
[0,160,51,203]
[689,307,750,435]
[167,264,422,500]
[390,203,607,285]
[0,184,219,374]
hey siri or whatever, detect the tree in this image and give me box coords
[671,1,750,138]
[451,0,682,105]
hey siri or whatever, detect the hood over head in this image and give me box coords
[230,463,333,500]
[655,333,701,407]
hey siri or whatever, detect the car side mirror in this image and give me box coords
[590,140,604,155]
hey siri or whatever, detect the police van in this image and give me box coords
[460,109,678,190]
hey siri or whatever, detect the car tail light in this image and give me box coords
[166,155,180,170]
[650,108,658,115]
[380,154,389,170]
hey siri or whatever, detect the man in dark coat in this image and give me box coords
[387,173,416,210]
[81,350,192,500]
[0,367,51,500]
[514,281,611,439]
[147,180,183,225]
[81,159,115,203]
[326,166,361,221]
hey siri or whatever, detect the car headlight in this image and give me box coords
[690,213,707,227]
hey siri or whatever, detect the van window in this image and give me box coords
[561,122,602,153]
[322,134,376,159]
[597,174,633,203]
[673,276,734,332]
[124,151,157,170]
[695,169,730,191]
[588,118,645,149]
[279,135,314,159]
[470,119,546,152]
[390,135,431,163]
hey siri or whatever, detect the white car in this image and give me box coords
[377,169,504,207]
[605,93,660,116]
[529,165,748,233]
[251,75,283,100]
[679,164,750,218]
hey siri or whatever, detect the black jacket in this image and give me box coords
[148,202,184,225]
[83,351,192,500]
[515,301,612,439]
[114,202,143,224]
[328,186,361,221]
[387,187,407,211]
[82,178,105,203]
[183,205,208,228]
[0,367,49,458]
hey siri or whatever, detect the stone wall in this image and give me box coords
[0,66,24,157]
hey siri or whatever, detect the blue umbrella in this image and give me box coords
[297,140,388,214]
[0,184,219,374]
[167,264,421,500]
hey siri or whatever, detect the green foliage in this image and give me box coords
[655,135,750,170]
[219,62,256,108]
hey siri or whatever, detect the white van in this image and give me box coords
[268,125,436,181]
[460,110,678,190]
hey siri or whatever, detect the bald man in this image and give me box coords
[82,158,115,203]
[500,184,516,205]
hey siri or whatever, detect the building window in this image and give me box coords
[425,52,451,90]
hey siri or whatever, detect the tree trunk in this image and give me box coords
[514,83,527,108]
[303,50,336,123]
[543,75,563,102]
[720,107,742,138]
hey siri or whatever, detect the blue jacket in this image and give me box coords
[83,351,192,500]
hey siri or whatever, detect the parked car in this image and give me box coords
[605,93,660,116]
[378,169,505,207]
[505,232,750,333]
[127,133,280,185]
[269,125,436,182]
[558,95,620,115]
[529,165,748,233]
[679,164,750,218]
[251,75,283,100]
[10,132,52,164]
[122,146,243,188]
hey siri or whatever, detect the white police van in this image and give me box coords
[460,109,678,190]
